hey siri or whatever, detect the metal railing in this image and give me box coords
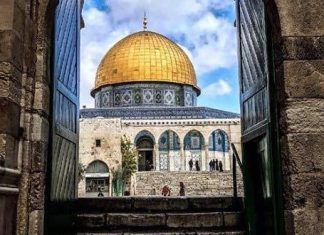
[231,143,243,198]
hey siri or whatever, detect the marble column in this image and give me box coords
[204,144,209,171]
[154,144,159,171]
[180,143,185,171]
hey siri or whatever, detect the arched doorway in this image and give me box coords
[184,130,204,171]
[85,160,109,197]
[208,130,230,171]
[158,130,181,171]
[135,131,155,171]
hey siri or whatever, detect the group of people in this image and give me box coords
[209,159,223,172]
[188,159,200,171]
[161,182,185,197]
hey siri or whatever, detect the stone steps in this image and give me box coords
[75,197,245,234]
[78,231,245,235]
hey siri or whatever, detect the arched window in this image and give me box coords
[208,130,229,152]
[184,130,204,150]
[158,130,181,171]
[85,161,109,196]
[159,130,180,151]
[135,130,155,171]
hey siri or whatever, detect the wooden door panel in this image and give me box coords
[50,0,79,203]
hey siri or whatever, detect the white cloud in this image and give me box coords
[202,79,232,97]
[80,0,237,108]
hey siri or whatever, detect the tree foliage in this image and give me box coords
[121,135,138,181]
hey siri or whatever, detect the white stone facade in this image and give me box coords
[78,117,241,197]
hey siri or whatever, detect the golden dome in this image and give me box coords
[93,31,199,95]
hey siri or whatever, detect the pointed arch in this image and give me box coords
[208,129,229,152]
[184,130,205,150]
[158,130,180,151]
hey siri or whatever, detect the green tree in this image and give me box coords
[121,135,138,182]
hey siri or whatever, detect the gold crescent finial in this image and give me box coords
[143,11,148,31]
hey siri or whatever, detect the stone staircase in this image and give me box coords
[75,197,245,234]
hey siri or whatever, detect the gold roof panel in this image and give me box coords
[93,31,198,93]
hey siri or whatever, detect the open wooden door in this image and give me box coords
[46,0,80,233]
[235,0,283,234]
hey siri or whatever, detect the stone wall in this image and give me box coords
[78,117,242,197]
[0,0,54,234]
[134,171,243,197]
[270,1,324,234]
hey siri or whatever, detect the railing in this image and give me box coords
[231,143,243,198]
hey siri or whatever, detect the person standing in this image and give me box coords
[189,158,193,171]
[179,182,185,196]
[219,160,223,172]
[209,160,213,171]
[195,160,200,171]
[215,159,219,171]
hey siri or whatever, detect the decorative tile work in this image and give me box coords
[164,90,175,105]
[143,89,154,104]
[101,91,110,107]
[209,130,230,152]
[173,151,181,171]
[121,90,132,105]
[80,106,240,120]
[185,91,193,106]
[159,152,169,170]
[95,83,198,108]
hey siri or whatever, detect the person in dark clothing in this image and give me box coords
[195,160,200,171]
[219,160,223,172]
[179,182,185,196]
[215,159,219,171]
[209,160,213,171]
[212,159,216,171]
[189,159,193,171]
[162,185,171,196]
[97,186,104,197]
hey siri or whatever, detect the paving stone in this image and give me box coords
[133,197,188,211]
[106,213,166,227]
[77,214,105,228]
[166,212,223,228]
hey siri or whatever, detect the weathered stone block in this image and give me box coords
[28,172,45,210]
[0,0,14,30]
[223,212,243,227]
[31,114,49,142]
[166,212,223,228]
[285,208,324,235]
[0,30,23,70]
[284,99,324,134]
[34,81,50,115]
[0,134,18,168]
[283,173,324,210]
[106,213,165,227]
[282,37,324,60]
[0,98,20,137]
[28,209,44,235]
[77,214,105,228]
[284,60,324,98]
[281,133,324,174]
[134,197,188,211]
[276,0,324,36]
[31,141,48,173]
[76,198,132,212]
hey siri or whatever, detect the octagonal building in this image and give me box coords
[78,26,242,197]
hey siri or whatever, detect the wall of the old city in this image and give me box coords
[134,171,243,197]
[272,0,324,234]
[0,0,54,234]
[78,117,241,197]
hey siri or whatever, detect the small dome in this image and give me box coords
[92,31,199,96]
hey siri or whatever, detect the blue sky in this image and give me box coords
[80,0,239,113]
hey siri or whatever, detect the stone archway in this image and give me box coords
[183,130,205,171]
[158,130,181,171]
[208,129,230,171]
[135,131,155,171]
